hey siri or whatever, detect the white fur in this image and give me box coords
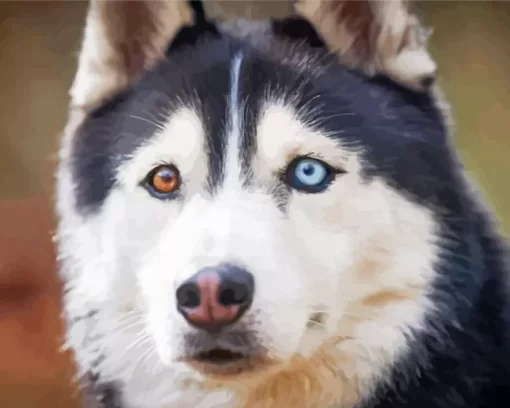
[224,52,244,187]
[57,91,440,407]
[255,104,438,375]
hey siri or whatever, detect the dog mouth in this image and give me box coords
[182,328,272,376]
[194,348,247,364]
[186,347,272,377]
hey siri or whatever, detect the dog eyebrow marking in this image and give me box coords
[223,51,244,189]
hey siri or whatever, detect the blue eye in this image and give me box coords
[285,157,339,193]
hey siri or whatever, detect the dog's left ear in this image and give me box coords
[294,0,437,91]
[70,0,195,111]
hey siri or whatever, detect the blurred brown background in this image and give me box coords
[0,1,509,407]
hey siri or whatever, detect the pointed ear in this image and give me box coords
[70,0,194,111]
[294,0,437,91]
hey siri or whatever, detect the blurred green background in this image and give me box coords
[0,0,509,236]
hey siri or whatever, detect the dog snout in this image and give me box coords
[176,264,255,331]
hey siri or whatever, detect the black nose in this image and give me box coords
[176,264,255,331]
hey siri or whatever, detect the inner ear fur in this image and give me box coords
[294,0,437,91]
[70,0,194,111]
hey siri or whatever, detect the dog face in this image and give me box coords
[57,1,448,406]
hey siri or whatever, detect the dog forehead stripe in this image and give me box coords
[224,51,244,188]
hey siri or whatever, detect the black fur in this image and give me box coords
[69,11,510,408]
[72,38,232,212]
[271,16,326,48]
[168,0,220,52]
[82,373,122,408]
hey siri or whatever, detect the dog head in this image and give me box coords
[57,1,451,406]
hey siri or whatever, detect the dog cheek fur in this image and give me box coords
[56,186,208,407]
[200,173,440,407]
[180,102,438,406]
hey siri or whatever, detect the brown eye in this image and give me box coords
[145,164,181,197]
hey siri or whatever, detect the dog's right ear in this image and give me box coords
[293,0,437,92]
[70,0,196,111]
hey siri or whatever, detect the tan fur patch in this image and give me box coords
[361,291,418,308]
[203,340,361,408]
[206,287,425,408]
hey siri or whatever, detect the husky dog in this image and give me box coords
[56,0,510,407]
